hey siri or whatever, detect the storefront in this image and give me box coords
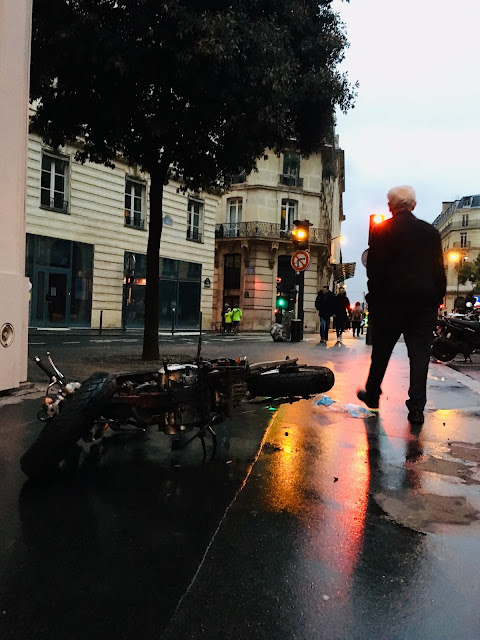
[26,234,94,327]
[123,252,202,329]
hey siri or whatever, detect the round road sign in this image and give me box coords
[291,250,310,272]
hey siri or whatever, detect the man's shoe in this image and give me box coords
[356,389,379,410]
[408,409,424,425]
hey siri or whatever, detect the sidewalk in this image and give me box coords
[161,339,480,640]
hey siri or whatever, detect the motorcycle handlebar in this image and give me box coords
[34,356,58,382]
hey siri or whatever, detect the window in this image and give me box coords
[226,197,242,237]
[460,232,468,248]
[280,199,298,235]
[280,153,303,187]
[187,198,203,242]
[464,197,473,208]
[41,153,69,212]
[462,214,469,227]
[224,254,241,289]
[124,179,145,229]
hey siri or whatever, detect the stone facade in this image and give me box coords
[433,195,480,311]
[213,144,345,332]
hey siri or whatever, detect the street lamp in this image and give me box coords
[449,251,468,306]
[449,252,460,302]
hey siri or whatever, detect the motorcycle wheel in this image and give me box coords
[431,339,457,363]
[247,366,334,398]
[20,372,117,480]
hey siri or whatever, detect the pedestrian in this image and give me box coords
[224,307,233,333]
[221,303,229,332]
[333,287,350,342]
[351,302,363,337]
[357,185,446,425]
[231,305,242,333]
[315,284,334,344]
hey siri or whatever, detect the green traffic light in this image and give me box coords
[276,297,287,308]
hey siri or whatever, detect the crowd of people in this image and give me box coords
[314,285,365,344]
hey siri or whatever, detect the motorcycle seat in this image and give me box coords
[449,318,480,333]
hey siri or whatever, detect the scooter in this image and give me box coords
[432,311,480,362]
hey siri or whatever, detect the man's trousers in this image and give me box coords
[319,316,330,340]
[365,306,438,411]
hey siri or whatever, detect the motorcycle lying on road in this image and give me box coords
[21,349,334,480]
[432,313,480,362]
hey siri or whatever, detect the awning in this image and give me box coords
[332,262,356,282]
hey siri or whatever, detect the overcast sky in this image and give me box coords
[331,0,480,302]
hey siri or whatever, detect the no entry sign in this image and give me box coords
[291,250,310,272]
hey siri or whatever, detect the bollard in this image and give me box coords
[171,307,175,336]
[99,310,103,335]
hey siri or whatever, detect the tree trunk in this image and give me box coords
[142,164,167,360]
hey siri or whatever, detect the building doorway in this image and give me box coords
[33,267,71,327]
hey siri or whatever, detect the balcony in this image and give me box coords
[278,174,303,188]
[452,241,471,248]
[215,221,329,244]
[440,219,480,236]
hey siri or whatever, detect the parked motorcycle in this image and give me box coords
[431,313,480,362]
[21,350,334,479]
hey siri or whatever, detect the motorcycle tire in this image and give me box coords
[247,366,334,399]
[431,339,457,363]
[20,372,117,480]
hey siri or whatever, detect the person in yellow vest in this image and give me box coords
[231,306,243,333]
[224,307,233,333]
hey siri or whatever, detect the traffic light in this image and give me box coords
[276,295,288,310]
[291,219,312,249]
[368,213,386,244]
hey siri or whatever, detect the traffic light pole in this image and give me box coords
[297,270,304,340]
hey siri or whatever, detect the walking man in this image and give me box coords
[357,186,446,424]
[231,305,243,333]
[315,285,334,343]
[333,287,350,343]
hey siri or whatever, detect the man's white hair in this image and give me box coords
[387,185,416,212]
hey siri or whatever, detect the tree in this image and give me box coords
[458,256,480,291]
[30,0,355,359]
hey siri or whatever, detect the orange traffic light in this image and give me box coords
[369,213,386,244]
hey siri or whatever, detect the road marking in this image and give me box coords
[28,342,46,345]
[63,341,81,344]
[89,339,139,343]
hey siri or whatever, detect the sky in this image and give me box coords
[331,0,480,303]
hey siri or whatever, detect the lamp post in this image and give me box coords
[449,251,469,310]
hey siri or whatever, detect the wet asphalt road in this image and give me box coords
[2,331,480,639]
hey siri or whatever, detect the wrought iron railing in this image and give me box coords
[440,220,480,236]
[124,216,145,230]
[186,228,203,242]
[278,174,303,188]
[215,221,329,244]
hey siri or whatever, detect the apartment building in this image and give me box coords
[433,195,480,310]
[26,135,217,330]
[213,142,345,332]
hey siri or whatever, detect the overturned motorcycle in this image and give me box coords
[21,352,334,479]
